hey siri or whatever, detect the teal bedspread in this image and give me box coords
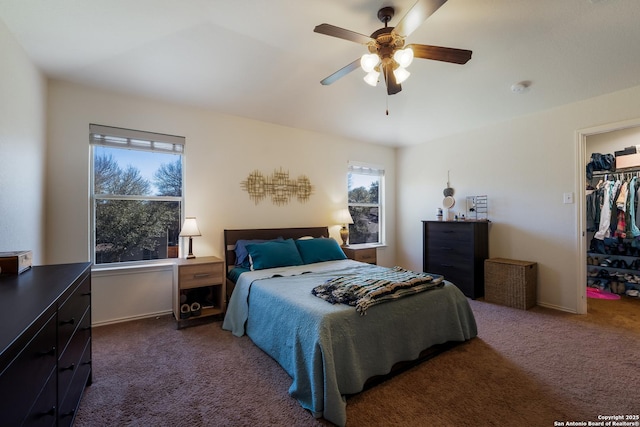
[222,260,477,426]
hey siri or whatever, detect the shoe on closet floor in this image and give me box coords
[611,281,625,294]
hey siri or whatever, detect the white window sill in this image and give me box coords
[91,260,176,277]
[343,243,386,249]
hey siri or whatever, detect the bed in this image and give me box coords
[222,227,477,426]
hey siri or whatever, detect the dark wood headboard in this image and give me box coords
[223,226,329,270]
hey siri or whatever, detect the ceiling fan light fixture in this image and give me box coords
[363,69,380,86]
[393,66,411,84]
[360,53,380,73]
[393,48,414,68]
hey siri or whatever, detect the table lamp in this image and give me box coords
[179,217,201,259]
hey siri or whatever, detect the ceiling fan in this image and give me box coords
[314,0,472,95]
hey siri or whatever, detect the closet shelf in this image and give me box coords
[590,167,640,178]
[588,265,640,274]
[587,252,640,260]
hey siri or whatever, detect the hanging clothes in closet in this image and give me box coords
[588,172,640,245]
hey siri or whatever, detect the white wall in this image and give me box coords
[397,84,640,313]
[46,80,396,324]
[0,20,46,264]
[91,264,174,325]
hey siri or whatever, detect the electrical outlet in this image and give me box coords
[563,192,574,204]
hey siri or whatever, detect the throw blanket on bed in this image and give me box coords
[312,266,444,314]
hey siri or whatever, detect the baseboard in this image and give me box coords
[536,301,578,314]
[92,310,173,327]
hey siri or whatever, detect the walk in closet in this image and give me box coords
[586,126,640,302]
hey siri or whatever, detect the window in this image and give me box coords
[347,163,384,245]
[90,124,185,265]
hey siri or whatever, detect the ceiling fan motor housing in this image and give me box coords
[369,28,405,67]
[369,7,405,67]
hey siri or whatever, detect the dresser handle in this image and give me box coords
[60,317,75,326]
[441,264,454,268]
[193,273,211,278]
[60,363,75,372]
[38,406,56,418]
[81,292,92,297]
[37,346,56,357]
[440,247,453,251]
[60,409,75,418]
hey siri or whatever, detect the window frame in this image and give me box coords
[347,162,385,246]
[89,124,185,267]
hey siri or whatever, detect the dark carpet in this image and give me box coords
[74,296,640,426]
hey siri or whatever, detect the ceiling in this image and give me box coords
[2,0,640,147]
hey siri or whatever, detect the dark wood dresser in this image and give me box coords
[0,262,92,426]
[422,220,489,299]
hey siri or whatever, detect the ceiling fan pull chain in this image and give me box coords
[385,67,390,115]
[386,93,389,116]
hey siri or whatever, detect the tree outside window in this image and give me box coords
[90,125,184,265]
[347,165,383,245]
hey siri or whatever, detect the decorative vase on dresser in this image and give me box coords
[422,220,489,299]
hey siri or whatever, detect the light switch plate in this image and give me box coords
[563,192,574,204]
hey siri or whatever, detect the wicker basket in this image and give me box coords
[484,258,537,309]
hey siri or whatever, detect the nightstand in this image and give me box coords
[173,256,225,328]
[342,246,377,265]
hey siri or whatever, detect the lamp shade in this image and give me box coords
[393,47,414,68]
[393,66,411,84]
[179,217,201,237]
[360,53,380,73]
[336,209,354,225]
[363,70,380,87]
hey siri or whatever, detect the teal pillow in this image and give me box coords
[235,237,283,268]
[295,237,347,264]
[246,238,304,270]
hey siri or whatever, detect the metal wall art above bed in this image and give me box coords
[241,167,314,205]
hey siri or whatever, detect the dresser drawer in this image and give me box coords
[428,262,473,285]
[426,253,474,273]
[426,240,473,260]
[0,311,56,426]
[343,247,377,264]
[23,367,57,427]
[58,274,91,355]
[425,223,475,243]
[179,262,223,289]
[58,306,91,402]
[58,338,92,427]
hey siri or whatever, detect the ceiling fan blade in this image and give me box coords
[314,23,373,45]
[407,43,472,64]
[320,59,361,85]
[382,64,402,95]
[393,0,447,37]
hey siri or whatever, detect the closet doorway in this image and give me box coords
[578,118,640,314]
